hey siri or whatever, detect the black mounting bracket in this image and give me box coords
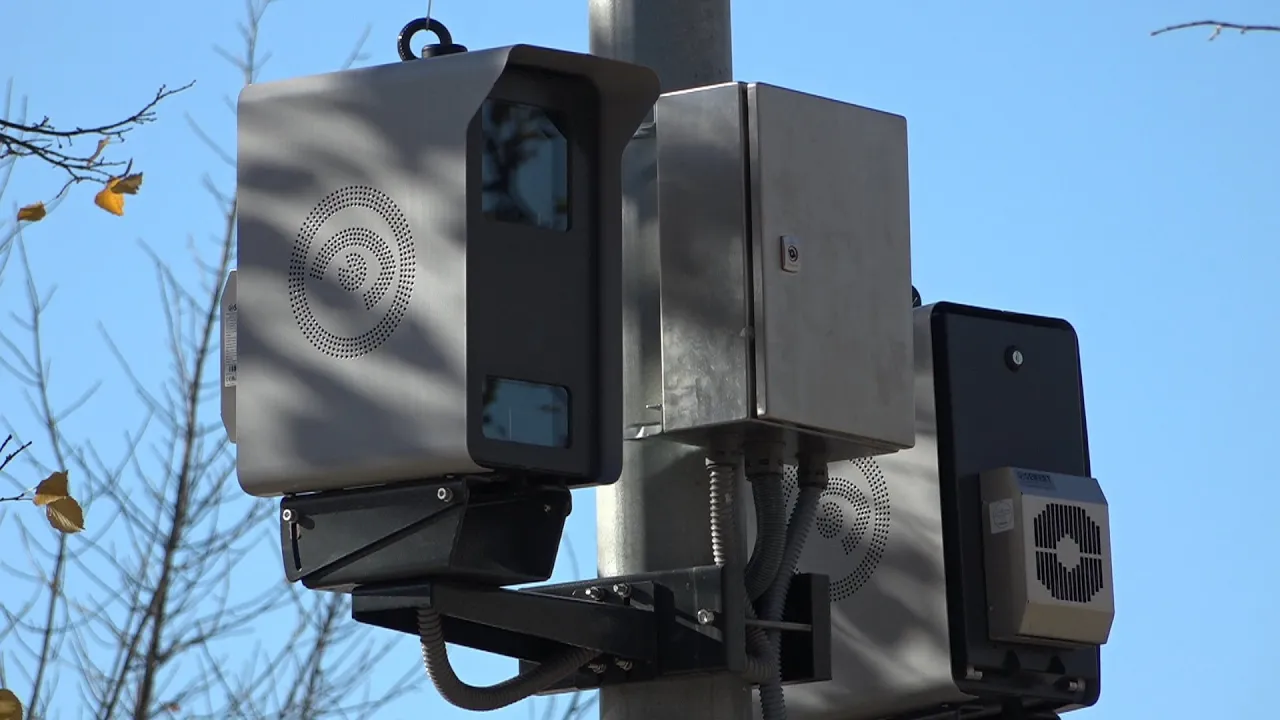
[351,566,832,691]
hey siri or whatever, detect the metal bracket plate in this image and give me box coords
[350,567,831,691]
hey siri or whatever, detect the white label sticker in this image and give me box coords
[989,499,1015,534]
[223,302,238,388]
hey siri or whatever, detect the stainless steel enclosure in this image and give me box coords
[649,82,915,459]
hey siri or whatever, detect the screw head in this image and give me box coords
[1005,346,1024,372]
[587,662,607,674]
[964,666,983,681]
[436,487,453,502]
[281,509,294,523]
[614,659,634,671]
[612,583,631,599]
[696,609,715,625]
[1067,679,1083,692]
[585,587,604,601]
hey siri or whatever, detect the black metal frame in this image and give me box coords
[351,566,832,692]
[280,475,573,592]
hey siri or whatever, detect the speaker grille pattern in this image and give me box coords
[1033,502,1105,604]
[289,186,415,358]
[783,458,891,602]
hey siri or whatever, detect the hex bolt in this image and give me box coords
[964,666,983,681]
[696,609,715,625]
[612,583,631,599]
[436,487,453,502]
[281,509,294,523]
[614,659,634,671]
[587,661,607,674]
[585,587,604,601]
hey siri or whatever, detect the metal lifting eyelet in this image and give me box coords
[397,17,467,61]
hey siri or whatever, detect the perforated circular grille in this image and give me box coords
[783,458,891,602]
[289,186,415,358]
[1033,502,1106,604]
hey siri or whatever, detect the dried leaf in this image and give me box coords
[88,137,110,163]
[16,202,46,223]
[0,688,21,720]
[33,470,69,506]
[111,172,144,195]
[94,185,125,216]
[46,496,85,534]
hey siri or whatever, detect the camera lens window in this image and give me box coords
[481,376,571,448]
[480,100,570,232]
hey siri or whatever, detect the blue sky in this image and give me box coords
[1,0,1276,718]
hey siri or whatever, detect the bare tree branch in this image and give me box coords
[1152,19,1280,39]
[0,2,419,719]
[0,82,192,203]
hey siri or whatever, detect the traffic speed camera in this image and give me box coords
[761,302,1113,720]
[226,46,659,497]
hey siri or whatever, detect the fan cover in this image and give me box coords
[980,467,1115,647]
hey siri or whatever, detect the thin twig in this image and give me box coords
[0,434,33,474]
[1151,19,1280,39]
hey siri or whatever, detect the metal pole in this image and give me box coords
[589,2,747,719]
[588,0,734,91]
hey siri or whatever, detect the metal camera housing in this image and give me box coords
[225,46,659,499]
[755,302,1113,720]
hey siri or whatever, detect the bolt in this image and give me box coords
[436,487,453,502]
[587,662,607,674]
[281,509,294,523]
[614,659,633,671]
[964,666,983,681]
[612,583,631,599]
[696,609,715,625]
[1067,679,1083,692]
[585,587,604,601]
[1005,346,1024,371]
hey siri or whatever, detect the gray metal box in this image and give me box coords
[651,83,914,459]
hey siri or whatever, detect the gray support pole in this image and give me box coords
[588,2,748,719]
[588,0,734,91]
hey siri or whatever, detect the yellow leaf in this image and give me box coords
[110,173,143,195]
[94,185,125,216]
[0,688,21,720]
[46,496,85,534]
[33,470,70,507]
[17,202,46,222]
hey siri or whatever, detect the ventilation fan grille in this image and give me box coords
[1032,502,1106,604]
[289,186,416,359]
[783,458,890,602]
